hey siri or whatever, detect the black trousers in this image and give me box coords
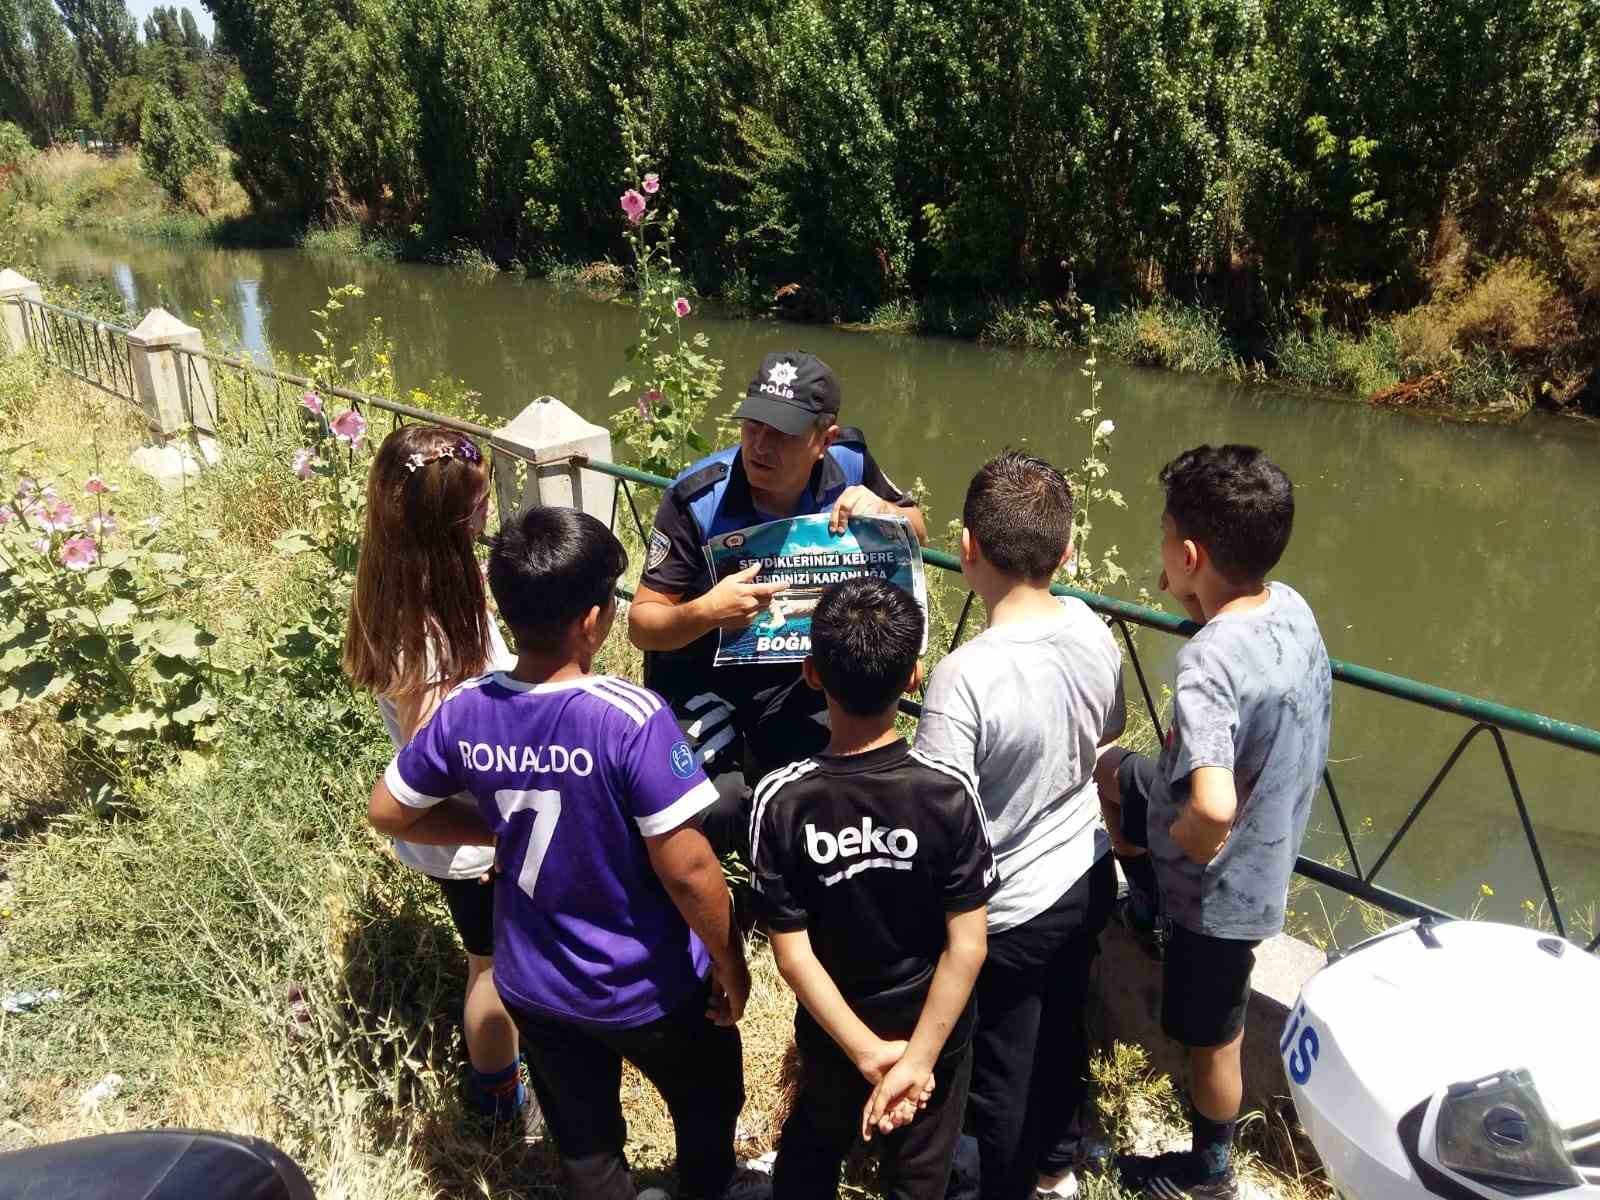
[509,982,745,1200]
[775,1032,973,1200]
[656,669,830,864]
[964,853,1116,1200]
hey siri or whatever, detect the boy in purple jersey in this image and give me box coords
[368,506,751,1200]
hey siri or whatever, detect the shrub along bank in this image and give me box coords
[207,0,1600,415]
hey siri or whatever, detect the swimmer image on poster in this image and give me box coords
[704,513,928,665]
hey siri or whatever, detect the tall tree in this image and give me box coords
[0,0,82,144]
[58,0,138,114]
[178,7,207,55]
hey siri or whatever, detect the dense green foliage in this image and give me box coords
[199,0,1598,321]
[137,82,215,200]
[0,119,34,168]
[0,0,82,145]
[0,0,231,148]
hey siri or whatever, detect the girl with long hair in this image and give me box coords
[342,423,525,1125]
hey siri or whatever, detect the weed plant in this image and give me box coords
[1096,303,1240,378]
[1271,322,1401,398]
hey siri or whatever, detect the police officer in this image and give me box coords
[628,351,928,860]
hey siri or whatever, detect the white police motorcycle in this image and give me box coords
[1285,917,1600,1199]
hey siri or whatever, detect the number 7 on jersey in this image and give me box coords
[495,788,563,899]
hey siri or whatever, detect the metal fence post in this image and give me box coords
[0,270,43,357]
[489,395,616,530]
[126,308,218,444]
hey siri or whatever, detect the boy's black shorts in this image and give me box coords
[1115,752,1260,1047]
[435,875,495,957]
[1162,923,1259,1048]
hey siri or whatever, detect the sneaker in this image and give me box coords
[1116,1152,1239,1200]
[741,1152,777,1177]
[1035,1170,1079,1199]
[1116,898,1167,962]
[723,1165,774,1200]
[464,1060,543,1137]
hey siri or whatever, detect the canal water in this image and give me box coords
[32,232,1600,936]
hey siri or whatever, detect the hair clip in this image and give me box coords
[404,436,482,474]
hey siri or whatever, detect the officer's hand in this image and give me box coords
[699,562,788,631]
[829,485,894,534]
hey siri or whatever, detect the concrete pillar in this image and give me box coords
[126,307,217,439]
[490,395,617,530]
[0,270,43,357]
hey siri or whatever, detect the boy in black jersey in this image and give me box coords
[750,576,995,1200]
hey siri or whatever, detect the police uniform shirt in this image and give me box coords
[639,434,916,684]
[749,740,997,1049]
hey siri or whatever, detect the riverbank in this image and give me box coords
[8,149,1597,421]
[0,313,1326,1197]
[4,148,502,268]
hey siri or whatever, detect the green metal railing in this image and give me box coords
[581,454,1600,954]
[16,297,139,407]
[175,347,496,441]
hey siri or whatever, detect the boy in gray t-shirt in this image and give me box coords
[916,450,1126,1200]
[1097,445,1331,1200]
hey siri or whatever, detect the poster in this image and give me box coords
[706,514,928,666]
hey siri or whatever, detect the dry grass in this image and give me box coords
[7,145,250,240]
[1393,258,1574,368]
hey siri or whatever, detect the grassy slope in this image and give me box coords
[0,345,1323,1199]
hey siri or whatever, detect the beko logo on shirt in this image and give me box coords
[458,741,594,776]
[804,819,918,886]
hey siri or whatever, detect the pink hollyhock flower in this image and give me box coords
[674,297,692,318]
[38,500,77,533]
[16,478,37,499]
[31,536,48,554]
[301,391,324,415]
[642,173,660,195]
[636,388,664,419]
[329,409,367,445]
[84,474,117,496]
[88,513,118,537]
[291,448,316,479]
[60,536,98,571]
[0,506,13,526]
[620,189,647,223]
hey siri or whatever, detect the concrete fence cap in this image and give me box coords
[128,307,201,348]
[0,269,40,297]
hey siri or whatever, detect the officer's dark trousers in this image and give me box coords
[659,672,830,864]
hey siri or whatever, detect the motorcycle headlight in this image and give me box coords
[1433,1069,1582,1193]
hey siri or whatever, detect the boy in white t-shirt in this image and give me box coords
[915,450,1126,1200]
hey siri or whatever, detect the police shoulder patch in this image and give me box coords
[646,529,671,572]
